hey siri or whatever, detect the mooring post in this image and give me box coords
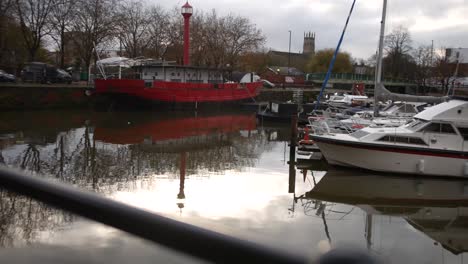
[288,115,297,193]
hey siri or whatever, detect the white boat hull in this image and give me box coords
[315,140,468,177]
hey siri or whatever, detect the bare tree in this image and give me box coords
[190,11,208,66]
[384,25,413,79]
[413,45,433,92]
[116,0,150,58]
[0,0,16,64]
[200,10,225,67]
[190,10,265,68]
[146,5,172,59]
[433,48,459,95]
[71,0,119,71]
[221,14,265,68]
[161,6,184,63]
[0,0,14,17]
[15,0,56,61]
[49,0,76,68]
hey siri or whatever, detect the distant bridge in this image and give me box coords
[305,73,417,87]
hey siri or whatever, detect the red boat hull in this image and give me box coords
[94,79,262,103]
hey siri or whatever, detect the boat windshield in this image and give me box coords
[381,104,399,113]
[406,119,428,131]
[350,130,369,139]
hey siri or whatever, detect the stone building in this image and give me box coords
[267,31,316,72]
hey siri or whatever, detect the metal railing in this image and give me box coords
[0,166,308,264]
[305,72,414,84]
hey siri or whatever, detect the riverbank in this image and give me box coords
[0,83,94,110]
[0,83,332,110]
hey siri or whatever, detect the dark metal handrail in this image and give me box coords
[0,166,308,264]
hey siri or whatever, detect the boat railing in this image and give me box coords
[308,115,355,135]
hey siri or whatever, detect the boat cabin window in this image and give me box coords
[420,122,457,134]
[406,119,427,131]
[378,135,427,145]
[456,127,468,140]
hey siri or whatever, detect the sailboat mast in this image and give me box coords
[374,0,388,117]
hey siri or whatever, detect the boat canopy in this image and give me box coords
[414,100,468,122]
[97,57,133,68]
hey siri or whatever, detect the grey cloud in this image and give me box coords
[148,0,467,60]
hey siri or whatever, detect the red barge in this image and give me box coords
[94,1,262,106]
[94,64,263,104]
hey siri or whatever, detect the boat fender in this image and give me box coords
[304,127,310,141]
[85,89,93,96]
[464,162,468,177]
[417,159,425,173]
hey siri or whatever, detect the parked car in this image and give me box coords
[21,62,72,84]
[56,69,72,84]
[0,70,16,82]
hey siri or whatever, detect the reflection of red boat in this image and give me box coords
[94,114,256,145]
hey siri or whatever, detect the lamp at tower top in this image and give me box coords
[181,1,193,17]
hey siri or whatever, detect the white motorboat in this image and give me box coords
[339,101,431,128]
[311,99,468,177]
[327,94,369,107]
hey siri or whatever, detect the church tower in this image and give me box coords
[303,32,315,55]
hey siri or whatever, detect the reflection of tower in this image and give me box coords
[365,214,372,250]
[303,32,315,55]
[176,152,186,213]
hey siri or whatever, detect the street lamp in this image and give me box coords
[181,1,193,66]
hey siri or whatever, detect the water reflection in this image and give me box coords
[3,110,468,263]
[1,111,272,189]
[0,110,282,248]
[300,166,468,259]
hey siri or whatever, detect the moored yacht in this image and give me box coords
[311,99,468,177]
[339,101,430,128]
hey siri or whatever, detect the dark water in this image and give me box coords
[0,110,467,263]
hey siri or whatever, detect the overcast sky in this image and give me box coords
[148,0,468,60]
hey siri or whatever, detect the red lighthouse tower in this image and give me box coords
[181,1,193,66]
